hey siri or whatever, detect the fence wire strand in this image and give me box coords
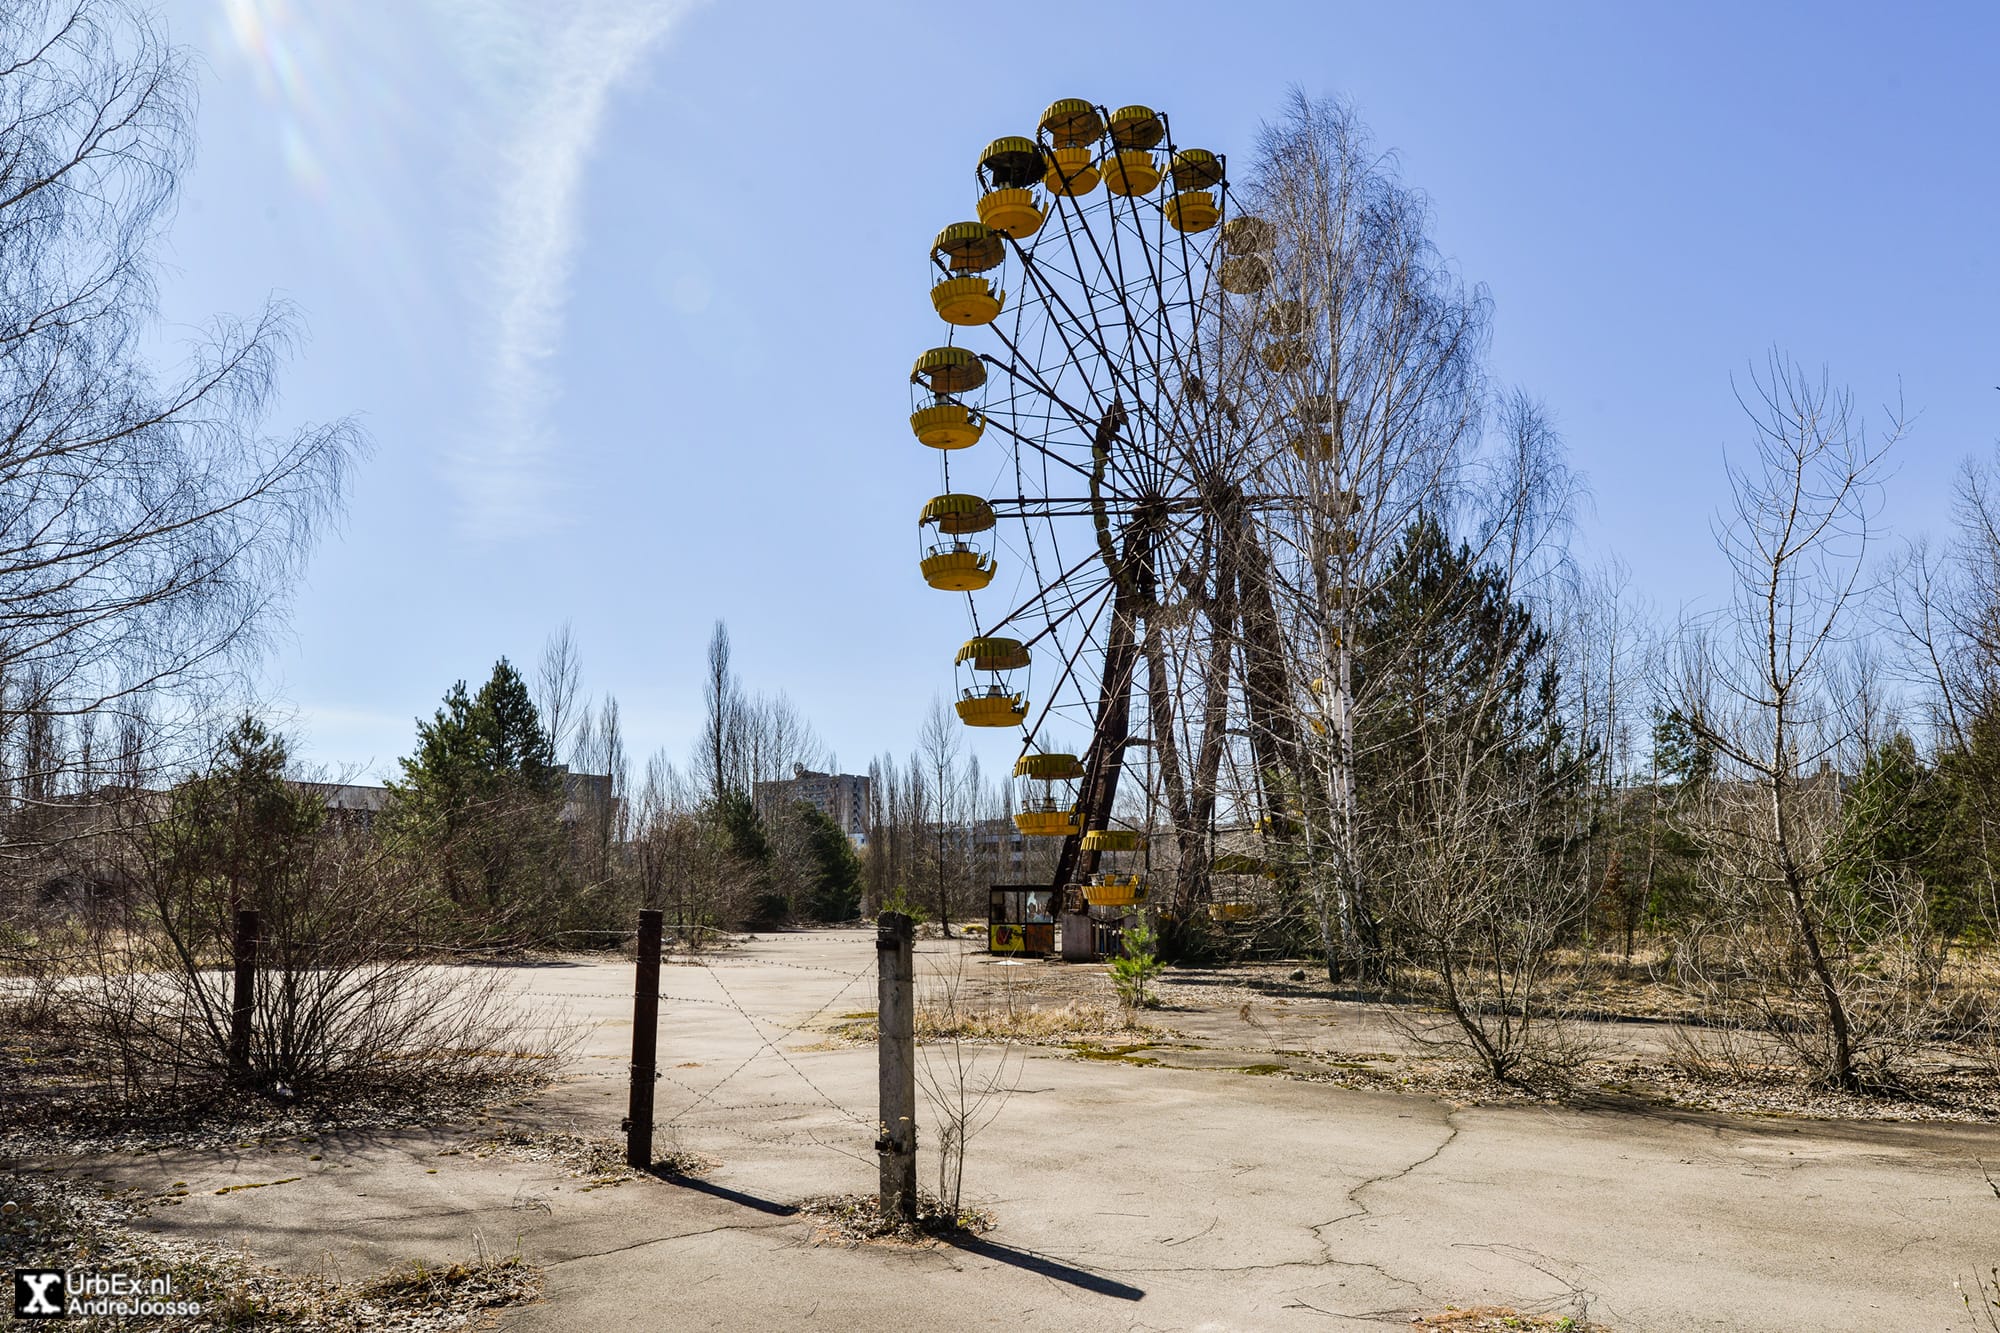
[664,952,878,1128]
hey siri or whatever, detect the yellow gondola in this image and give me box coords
[930,221,1007,326]
[1219,255,1270,293]
[955,633,1029,729]
[1081,828,1141,852]
[910,400,984,449]
[978,188,1044,239]
[1012,751,1083,835]
[933,221,1004,271]
[920,493,995,534]
[1164,190,1218,233]
[979,135,1045,189]
[1043,145,1100,196]
[1222,215,1273,253]
[1261,337,1307,373]
[1014,803,1078,836]
[931,277,1004,326]
[1290,429,1333,460]
[1261,299,1307,336]
[1013,752,1085,781]
[912,346,987,395]
[957,687,1026,728]
[1295,392,1339,424]
[1106,104,1164,149]
[1169,148,1225,190]
[1101,149,1160,196]
[910,338,987,445]
[956,635,1030,670]
[921,544,995,591]
[1084,874,1146,907]
[918,498,997,585]
[1039,98,1104,146]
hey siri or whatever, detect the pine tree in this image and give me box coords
[796,804,862,921]
[474,658,557,793]
[390,660,564,931]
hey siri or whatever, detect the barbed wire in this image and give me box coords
[660,1104,877,1169]
[676,954,875,1128]
[514,987,878,1037]
[516,940,885,1145]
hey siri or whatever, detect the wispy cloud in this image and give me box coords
[442,0,694,540]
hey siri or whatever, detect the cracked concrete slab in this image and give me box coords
[49,930,2000,1331]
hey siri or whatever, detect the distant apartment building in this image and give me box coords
[752,765,871,845]
[971,816,1028,875]
[295,767,614,835]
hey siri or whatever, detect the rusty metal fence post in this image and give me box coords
[228,908,258,1079]
[626,908,663,1170]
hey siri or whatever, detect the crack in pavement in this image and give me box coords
[1097,1252,1429,1300]
[1262,1108,1468,1314]
[1448,1240,1608,1328]
[543,1219,796,1266]
[1310,1108,1463,1245]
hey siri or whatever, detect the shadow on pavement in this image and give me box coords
[945,1234,1146,1302]
[650,1170,800,1216]
[645,1169,1144,1301]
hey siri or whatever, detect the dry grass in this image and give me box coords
[0,1172,542,1331]
[460,1127,713,1187]
[796,1191,993,1248]
[918,999,1152,1043]
[1412,1306,1601,1331]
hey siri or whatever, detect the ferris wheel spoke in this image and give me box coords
[992,556,1120,644]
[1103,188,1206,457]
[1039,191,1184,493]
[974,399,1143,494]
[997,235,1205,499]
[1012,578,1115,745]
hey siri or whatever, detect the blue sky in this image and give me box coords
[153,0,1999,781]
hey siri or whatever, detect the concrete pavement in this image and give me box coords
[74,929,2000,1330]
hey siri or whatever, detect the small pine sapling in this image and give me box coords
[1109,915,1164,1009]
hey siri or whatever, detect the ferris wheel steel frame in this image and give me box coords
[912,98,1317,926]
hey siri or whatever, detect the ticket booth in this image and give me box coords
[988,885,1056,956]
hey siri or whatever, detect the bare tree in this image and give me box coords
[1892,448,2000,942]
[34,719,568,1113]
[1357,397,1594,1084]
[535,623,584,761]
[700,621,743,801]
[740,690,825,787]
[568,692,627,899]
[1665,352,1907,1090]
[1232,92,1491,979]
[0,1,361,814]
[632,749,735,945]
[916,944,1021,1216]
[918,697,963,935]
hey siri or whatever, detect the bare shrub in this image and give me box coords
[2,721,570,1133]
[915,947,1021,1216]
[1377,753,1601,1089]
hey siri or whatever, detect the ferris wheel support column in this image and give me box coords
[1156,531,1238,922]
[1236,525,1304,842]
[1052,531,1147,899]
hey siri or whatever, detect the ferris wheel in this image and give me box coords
[910,98,1323,926]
